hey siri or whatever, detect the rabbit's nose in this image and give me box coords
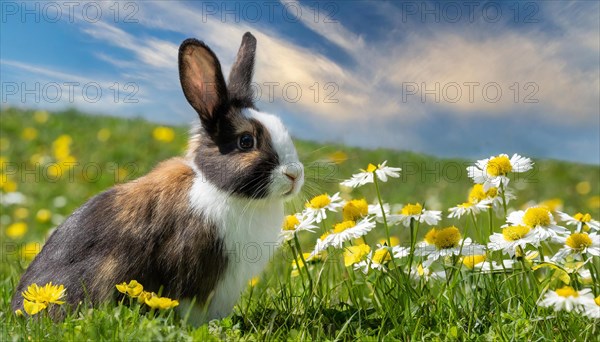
[284,163,303,181]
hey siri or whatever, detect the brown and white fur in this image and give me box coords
[11,32,304,321]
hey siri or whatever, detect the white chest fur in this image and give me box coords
[188,168,283,319]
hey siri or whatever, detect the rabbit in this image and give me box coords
[11,32,304,321]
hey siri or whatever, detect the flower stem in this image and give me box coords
[294,233,314,292]
[373,174,391,246]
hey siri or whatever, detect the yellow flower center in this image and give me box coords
[424,228,437,245]
[486,187,498,198]
[343,244,371,267]
[502,225,531,241]
[594,296,600,306]
[434,226,461,249]
[458,202,474,209]
[486,155,512,176]
[307,194,331,209]
[523,207,551,227]
[282,215,300,231]
[366,163,377,173]
[565,233,592,251]
[468,184,498,203]
[555,286,578,298]
[372,247,391,264]
[401,203,423,216]
[343,199,369,221]
[333,220,356,233]
[462,255,486,269]
[573,212,592,223]
[319,232,330,241]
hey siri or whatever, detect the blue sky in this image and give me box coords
[1,1,599,163]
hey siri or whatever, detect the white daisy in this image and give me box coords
[387,203,441,227]
[551,232,600,262]
[467,153,533,191]
[557,211,600,232]
[507,206,569,242]
[310,217,376,257]
[447,201,490,219]
[279,212,318,244]
[0,192,26,206]
[303,192,343,223]
[461,254,514,273]
[340,161,401,188]
[538,286,592,312]
[488,225,542,257]
[580,295,600,319]
[353,246,392,274]
[327,217,377,249]
[416,226,484,266]
[410,264,446,282]
[392,245,410,259]
[467,183,515,213]
[368,202,390,222]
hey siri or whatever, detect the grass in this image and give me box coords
[1,107,599,340]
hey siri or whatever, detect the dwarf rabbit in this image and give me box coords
[11,32,304,320]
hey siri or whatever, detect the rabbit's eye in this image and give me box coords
[238,133,256,150]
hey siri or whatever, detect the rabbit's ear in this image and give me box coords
[179,39,228,134]
[228,32,257,108]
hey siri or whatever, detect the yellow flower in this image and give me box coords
[328,151,348,164]
[372,247,392,265]
[573,213,592,223]
[333,220,356,233]
[14,207,29,219]
[486,155,512,176]
[365,163,377,173]
[291,253,313,277]
[249,276,259,287]
[115,280,144,297]
[22,282,66,306]
[575,181,591,195]
[23,300,47,315]
[555,286,579,298]
[0,178,17,192]
[6,222,27,239]
[502,225,531,241]
[343,199,368,221]
[344,244,371,267]
[565,233,592,251]
[424,228,438,245]
[152,127,175,143]
[378,236,400,247]
[468,184,498,203]
[401,203,422,216]
[588,196,600,209]
[137,290,152,304]
[36,209,52,223]
[462,255,486,269]
[97,128,111,142]
[306,194,331,209]
[282,215,300,231]
[432,226,461,249]
[522,207,551,227]
[52,134,73,161]
[144,293,179,310]
[33,110,49,123]
[21,127,38,140]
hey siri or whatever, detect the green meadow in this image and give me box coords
[1,107,598,340]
